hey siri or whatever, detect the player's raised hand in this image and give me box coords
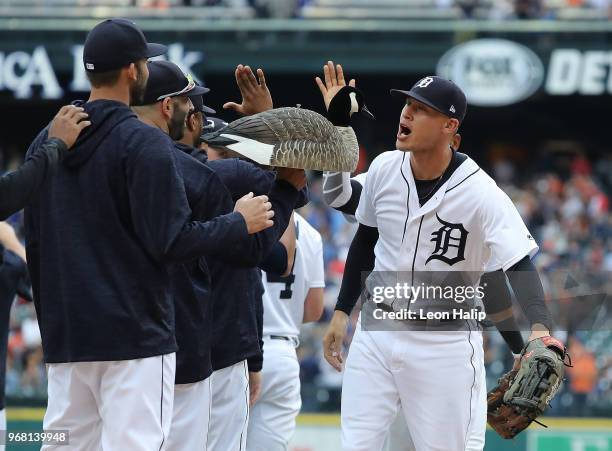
[234,193,274,234]
[315,60,356,111]
[323,310,349,372]
[224,65,273,116]
[48,105,91,149]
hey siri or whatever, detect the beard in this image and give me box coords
[129,63,147,106]
[168,106,188,141]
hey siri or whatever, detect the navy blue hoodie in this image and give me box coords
[179,144,308,373]
[24,100,247,363]
[170,148,258,384]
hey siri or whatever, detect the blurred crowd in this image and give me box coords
[61,0,612,20]
[0,148,610,416]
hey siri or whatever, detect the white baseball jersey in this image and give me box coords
[340,150,538,451]
[352,171,368,187]
[356,150,538,276]
[261,213,325,339]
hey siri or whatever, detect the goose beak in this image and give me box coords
[360,104,375,120]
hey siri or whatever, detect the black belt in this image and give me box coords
[269,335,291,341]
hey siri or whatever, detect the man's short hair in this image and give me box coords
[86,68,122,88]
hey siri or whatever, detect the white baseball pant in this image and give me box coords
[208,360,249,451]
[341,325,485,451]
[42,353,175,451]
[246,337,302,451]
[166,378,212,451]
[385,376,487,451]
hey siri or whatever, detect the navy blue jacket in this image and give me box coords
[0,249,30,410]
[24,100,247,363]
[175,146,302,371]
[171,146,287,383]
[177,144,305,372]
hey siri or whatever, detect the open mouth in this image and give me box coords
[399,125,411,136]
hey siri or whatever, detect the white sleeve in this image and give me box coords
[306,233,325,289]
[322,171,352,208]
[481,187,539,272]
[355,167,378,227]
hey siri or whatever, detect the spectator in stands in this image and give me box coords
[566,336,598,415]
[514,0,545,18]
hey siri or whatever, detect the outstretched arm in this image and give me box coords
[1,105,90,219]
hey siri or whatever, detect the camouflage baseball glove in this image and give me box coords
[487,336,569,439]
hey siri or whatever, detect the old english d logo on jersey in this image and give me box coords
[426,214,468,266]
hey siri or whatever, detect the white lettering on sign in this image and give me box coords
[70,45,90,92]
[546,49,612,95]
[0,46,62,98]
[0,43,204,99]
[569,436,609,451]
[150,43,204,83]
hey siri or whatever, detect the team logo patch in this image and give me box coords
[417,77,434,88]
[426,214,468,266]
[450,105,456,113]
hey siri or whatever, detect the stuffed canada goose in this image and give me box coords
[201,86,373,172]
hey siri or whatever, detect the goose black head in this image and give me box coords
[328,86,375,127]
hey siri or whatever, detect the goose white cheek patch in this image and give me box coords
[222,134,275,165]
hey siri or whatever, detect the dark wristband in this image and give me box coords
[506,256,553,332]
[499,328,526,354]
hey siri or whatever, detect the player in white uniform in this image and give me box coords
[246,212,325,451]
[322,72,555,451]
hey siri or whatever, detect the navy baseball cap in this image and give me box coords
[391,76,467,123]
[189,91,216,115]
[139,60,208,105]
[83,18,167,73]
[202,117,228,134]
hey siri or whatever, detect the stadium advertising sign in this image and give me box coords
[437,39,544,107]
[437,39,612,106]
[1,38,611,102]
[0,43,203,99]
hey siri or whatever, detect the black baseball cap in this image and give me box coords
[140,60,208,106]
[189,91,216,115]
[83,18,167,73]
[390,76,467,123]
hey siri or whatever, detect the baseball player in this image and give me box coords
[24,19,273,450]
[174,66,308,451]
[322,70,555,451]
[323,166,526,451]
[246,211,325,451]
[321,136,527,451]
[132,60,304,451]
[0,222,30,451]
[0,105,89,220]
